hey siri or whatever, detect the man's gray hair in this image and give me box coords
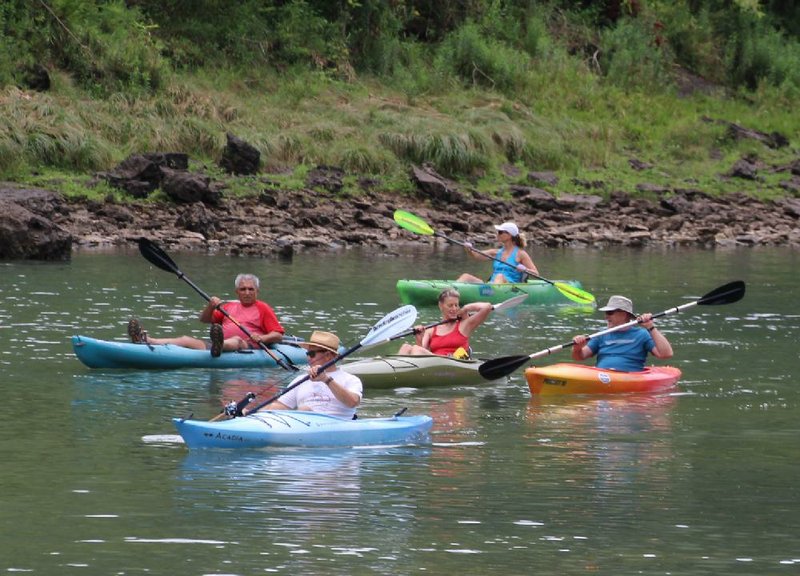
[235,274,260,290]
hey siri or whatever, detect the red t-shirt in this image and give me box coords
[212,300,284,345]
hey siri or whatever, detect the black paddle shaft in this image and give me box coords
[478,281,746,380]
[137,238,297,371]
[247,342,367,414]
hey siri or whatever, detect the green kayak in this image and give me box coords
[396,279,589,306]
[341,354,504,389]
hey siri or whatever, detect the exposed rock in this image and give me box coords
[410,164,465,206]
[220,133,260,175]
[703,117,790,149]
[8,163,800,260]
[95,202,135,223]
[144,152,189,170]
[509,186,558,211]
[729,158,759,180]
[555,193,603,209]
[781,198,800,219]
[636,183,671,194]
[175,203,217,237]
[306,165,344,193]
[779,177,800,195]
[571,178,606,190]
[95,153,190,198]
[0,185,72,260]
[629,158,654,171]
[161,168,222,205]
[98,154,162,198]
[527,171,559,186]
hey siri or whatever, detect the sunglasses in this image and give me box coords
[305,349,328,358]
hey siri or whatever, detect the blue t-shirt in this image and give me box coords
[587,327,655,372]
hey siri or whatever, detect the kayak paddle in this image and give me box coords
[382,292,529,344]
[242,304,419,416]
[137,237,298,371]
[393,210,595,305]
[478,280,746,381]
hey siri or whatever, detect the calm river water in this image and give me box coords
[0,244,797,575]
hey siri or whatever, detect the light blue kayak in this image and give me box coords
[71,334,308,369]
[173,411,434,449]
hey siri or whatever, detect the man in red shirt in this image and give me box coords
[128,274,284,357]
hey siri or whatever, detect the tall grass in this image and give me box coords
[3,3,799,203]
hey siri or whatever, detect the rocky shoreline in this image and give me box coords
[2,184,799,262]
[2,160,800,260]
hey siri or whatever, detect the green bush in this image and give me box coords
[599,19,673,92]
[0,0,167,95]
[434,22,530,92]
[725,17,800,90]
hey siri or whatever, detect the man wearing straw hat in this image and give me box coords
[266,330,363,419]
[572,295,674,372]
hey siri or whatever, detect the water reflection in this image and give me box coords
[523,394,678,524]
[179,449,366,526]
[173,446,431,564]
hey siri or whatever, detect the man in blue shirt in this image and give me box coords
[571,295,674,372]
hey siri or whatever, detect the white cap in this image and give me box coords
[598,295,635,316]
[494,222,519,237]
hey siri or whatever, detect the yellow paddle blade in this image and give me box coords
[553,281,596,305]
[393,210,434,236]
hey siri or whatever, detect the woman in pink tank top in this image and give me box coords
[398,288,493,357]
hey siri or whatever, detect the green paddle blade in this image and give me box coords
[394,210,434,236]
[553,281,595,305]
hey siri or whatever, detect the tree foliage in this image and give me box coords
[1,0,800,95]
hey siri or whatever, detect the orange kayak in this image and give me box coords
[525,363,681,395]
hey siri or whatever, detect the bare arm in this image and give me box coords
[420,327,434,350]
[571,335,593,361]
[199,296,222,323]
[319,373,360,408]
[517,250,539,275]
[253,330,283,345]
[459,302,493,337]
[639,313,674,359]
[465,246,499,261]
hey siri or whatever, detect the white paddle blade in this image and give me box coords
[360,305,417,346]
[493,294,528,312]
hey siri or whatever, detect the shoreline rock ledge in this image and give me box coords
[1,182,799,261]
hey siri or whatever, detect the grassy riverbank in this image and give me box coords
[1,2,798,203]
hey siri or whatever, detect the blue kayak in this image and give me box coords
[174,411,434,449]
[71,335,309,369]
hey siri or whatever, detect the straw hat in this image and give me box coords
[299,330,340,354]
